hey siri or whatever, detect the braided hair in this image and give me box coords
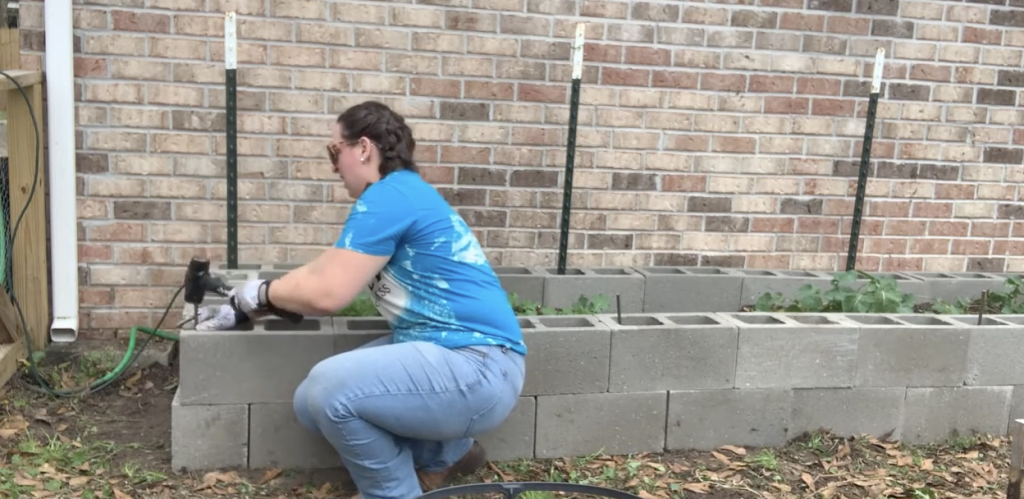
[337,101,419,177]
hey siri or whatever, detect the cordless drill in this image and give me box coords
[181,257,304,327]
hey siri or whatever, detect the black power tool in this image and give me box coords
[181,257,304,327]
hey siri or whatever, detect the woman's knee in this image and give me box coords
[292,377,319,432]
[301,356,364,422]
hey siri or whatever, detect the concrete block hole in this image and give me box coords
[844,314,899,325]
[946,315,1009,326]
[788,315,838,325]
[915,272,958,279]
[893,315,954,326]
[537,316,594,328]
[611,316,662,326]
[663,314,721,325]
[734,314,785,325]
[995,315,1024,325]
[949,272,999,279]
[263,319,323,331]
[346,319,390,330]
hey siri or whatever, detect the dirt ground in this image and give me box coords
[0,338,1015,499]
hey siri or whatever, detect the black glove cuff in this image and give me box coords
[258,279,273,310]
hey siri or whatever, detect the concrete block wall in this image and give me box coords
[207,262,1024,310]
[490,264,1018,310]
[171,303,1024,471]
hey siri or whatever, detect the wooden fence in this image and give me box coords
[0,26,50,391]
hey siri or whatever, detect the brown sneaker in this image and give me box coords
[417,441,488,491]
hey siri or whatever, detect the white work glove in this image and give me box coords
[229,279,272,320]
[194,304,247,331]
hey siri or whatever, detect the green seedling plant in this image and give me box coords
[928,275,1024,315]
[753,270,916,314]
[509,292,610,316]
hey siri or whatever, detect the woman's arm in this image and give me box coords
[266,248,390,316]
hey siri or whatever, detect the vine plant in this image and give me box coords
[752,270,1024,316]
[752,270,916,314]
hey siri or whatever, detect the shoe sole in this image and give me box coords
[419,442,488,491]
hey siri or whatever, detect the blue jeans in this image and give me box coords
[293,335,526,499]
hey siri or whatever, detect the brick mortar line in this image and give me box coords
[69,41,1024,68]
[53,0,1018,24]
[70,113,1024,131]
[68,35,1024,64]
[70,108,1017,128]
[73,70,1024,89]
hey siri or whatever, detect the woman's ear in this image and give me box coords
[360,136,379,164]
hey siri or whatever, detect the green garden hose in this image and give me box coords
[21,285,184,397]
[83,325,180,388]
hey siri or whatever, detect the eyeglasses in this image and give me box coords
[326,143,339,165]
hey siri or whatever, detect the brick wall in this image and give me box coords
[15,0,1024,335]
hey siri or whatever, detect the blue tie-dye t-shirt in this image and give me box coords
[335,169,527,356]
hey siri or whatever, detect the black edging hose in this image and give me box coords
[0,69,182,398]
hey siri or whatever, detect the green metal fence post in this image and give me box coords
[225,12,238,269]
[846,47,885,272]
[556,23,585,275]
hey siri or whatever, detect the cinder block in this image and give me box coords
[598,312,737,392]
[521,315,610,396]
[941,315,1024,386]
[171,389,248,471]
[910,272,1006,305]
[901,386,1012,444]
[848,314,969,388]
[475,397,536,462]
[667,389,792,450]
[789,388,905,440]
[249,403,342,470]
[535,392,666,458]
[721,312,858,389]
[334,316,392,353]
[494,266,545,304]
[257,270,287,280]
[736,269,833,308]
[215,263,266,271]
[254,263,303,280]
[633,267,743,313]
[538,267,644,313]
[177,317,335,404]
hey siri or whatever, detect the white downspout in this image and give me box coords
[44,0,79,342]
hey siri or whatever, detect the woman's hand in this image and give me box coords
[194,304,248,331]
[229,279,272,319]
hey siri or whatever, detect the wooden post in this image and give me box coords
[1010,419,1024,499]
[5,70,48,352]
